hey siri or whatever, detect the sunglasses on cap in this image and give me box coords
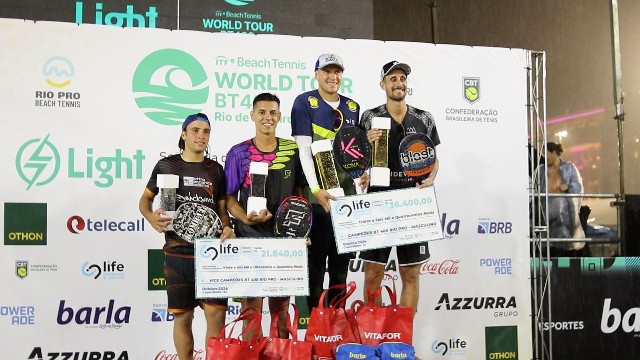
[332,109,344,131]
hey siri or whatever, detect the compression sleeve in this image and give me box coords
[294,135,320,191]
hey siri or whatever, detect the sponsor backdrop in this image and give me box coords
[0,19,531,359]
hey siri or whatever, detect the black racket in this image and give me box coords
[332,127,371,192]
[172,203,222,243]
[274,196,313,238]
[398,133,437,183]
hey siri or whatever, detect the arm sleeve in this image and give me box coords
[224,146,243,196]
[567,163,583,194]
[294,135,319,190]
[291,95,313,137]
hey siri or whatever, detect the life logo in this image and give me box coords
[81,260,125,280]
[477,218,512,234]
[463,77,480,104]
[199,243,240,261]
[132,49,209,126]
[337,199,371,217]
[225,0,255,5]
[431,337,468,356]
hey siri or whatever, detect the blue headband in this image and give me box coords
[181,114,210,130]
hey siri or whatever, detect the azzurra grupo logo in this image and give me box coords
[132,49,209,125]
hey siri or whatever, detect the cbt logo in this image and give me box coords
[82,261,125,280]
[132,49,209,125]
[432,337,468,356]
[477,218,512,234]
[463,77,480,104]
[15,135,145,190]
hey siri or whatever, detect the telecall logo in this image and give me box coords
[57,300,131,328]
[82,261,125,280]
[463,77,480,104]
[67,215,145,234]
[75,1,158,28]
[225,0,255,5]
[4,203,47,246]
[477,218,512,234]
[15,135,145,190]
[132,49,209,125]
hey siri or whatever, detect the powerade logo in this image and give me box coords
[75,1,158,28]
[477,218,512,234]
[4,203,47,246]
[463,77,480,104]
[151,305,174,322]
[82,261,125,280]
[67,215,145,233]
[431,337,468,356]
[43,57,74,88]
[56,300,131,328]
[1,305,35,325]
[225,0,255,5]
[132,49,209,125]
[15,135,145,189]
[480,258,512,275]
[28,347,129,360]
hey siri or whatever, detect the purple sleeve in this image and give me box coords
[224,144,245,196]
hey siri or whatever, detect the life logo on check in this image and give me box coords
[199,243,240,262]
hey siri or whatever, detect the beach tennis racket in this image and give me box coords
[398,133,437,183]
[172,203,222,243]
[333,127,371,193]
[274,196,312,238]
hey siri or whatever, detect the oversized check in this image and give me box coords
[329,186,443,253]
[194,237,308,298]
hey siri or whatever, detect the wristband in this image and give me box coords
[310,185,321,194]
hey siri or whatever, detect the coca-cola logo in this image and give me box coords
[421,259,460,275]
[156,349,204,360]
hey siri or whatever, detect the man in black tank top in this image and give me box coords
[359,61,441,317]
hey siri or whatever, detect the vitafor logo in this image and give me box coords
[4,203,47,246]
[75,1,158,28]
[421,259,460,275]
[147,249,166,291]
[15,135,145,189]
[16,260,29,279]
[485,326,518,360]
[132,49,209,125]
[601,298,640,334]
[151,305,174,322]
[57,300,131,328]
[463,77,480,104]
[225,0,255,5]
[431,337,468,356]
[82,261,125,280]
[28,347,129,360]
[477,218,512,234]
[1,305,35,325]
[434,293,517,311]
[480,258,512,275]
[36,56,81,109]
[67,215,145,234]
[440,213,460,239]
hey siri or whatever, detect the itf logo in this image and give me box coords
[132,49,209,126]
[15,135,61,190]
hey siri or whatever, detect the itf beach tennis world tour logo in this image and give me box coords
[132,49,209,125]
[463,77,480,104]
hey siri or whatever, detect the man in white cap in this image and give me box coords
[291,53,367,310]
[359,60,441,315]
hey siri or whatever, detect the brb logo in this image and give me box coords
[477,218,512,234]
[132,49,209,126]
[151,305,174,322]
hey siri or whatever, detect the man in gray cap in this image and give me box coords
[359,60,441,316]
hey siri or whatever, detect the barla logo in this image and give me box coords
[15,135,145,189]
[67,215,146,233]
[151,305,174,322]
[463,77,480,104]
[225,0,255,5]
[132,49,209,125]
[431,337,468,356]
[42,57,74,88]
[601,298,640,334]
[440,213,461,238]
[477,218,512,234]
[82,261,125,280]
[16,260,28,279]
[75,1,158,28]
[1,305,35,325]
[57,300,131,328]
[480,258,512,275]
[4,203,47,246]
[28,347,129,360]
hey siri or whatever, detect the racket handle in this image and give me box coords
[353,178,363,194]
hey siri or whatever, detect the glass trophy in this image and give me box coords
[311,139,345,197]
[370,117,391,187]
[157,174,179,231]
[246,161,269,214]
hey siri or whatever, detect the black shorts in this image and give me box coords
[359,241,431,266]
[164,253,227,313]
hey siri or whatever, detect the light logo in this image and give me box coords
[15,135,61,190]
[132,49,209,125]
[42,56,74,88]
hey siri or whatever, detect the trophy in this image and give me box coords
[369,116,391,187]
[246,161,269,214]
[311,139,345,198]
[157,174,179,231]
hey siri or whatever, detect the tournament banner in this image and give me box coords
[329,187,443,253]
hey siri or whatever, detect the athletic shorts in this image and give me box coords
[359,241,431,266]
[164,253,227,313]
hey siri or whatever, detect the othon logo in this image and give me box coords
[4,203,47,246]
[15,135,61,190]
[42,57,74,88]
[132,49,209,125]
